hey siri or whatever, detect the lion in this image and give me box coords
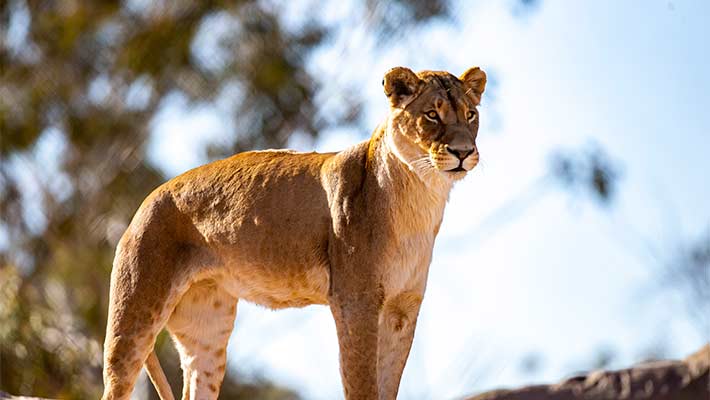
[101,66,486,400]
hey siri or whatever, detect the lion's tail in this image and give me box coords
[145,350,175,400]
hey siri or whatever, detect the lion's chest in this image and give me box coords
[381,198,444,295]
[382,231,437,294]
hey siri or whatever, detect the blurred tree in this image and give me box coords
[0,0,449,397]
[550,144,620,206]
[664,228,710,334]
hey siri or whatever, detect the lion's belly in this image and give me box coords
[219,258,330,309]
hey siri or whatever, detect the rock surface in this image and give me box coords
[466,344,709,400]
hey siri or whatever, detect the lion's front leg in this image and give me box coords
[330,294,381,400]
[377,291,424,400]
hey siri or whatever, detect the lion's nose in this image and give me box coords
[445,145,475,160]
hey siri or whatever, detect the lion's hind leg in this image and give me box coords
[102,191,206,400]
[167,280,237,400]
[102,241,190,400]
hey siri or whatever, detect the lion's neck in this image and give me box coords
[365,124,451,233]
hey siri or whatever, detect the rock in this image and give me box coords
[466,344,709,400]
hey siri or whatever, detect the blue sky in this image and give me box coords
[144,1,710,398]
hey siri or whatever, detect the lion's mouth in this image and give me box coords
[447,158,467,172]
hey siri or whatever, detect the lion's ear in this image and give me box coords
[382,67,422,108]
[460,67,487,105]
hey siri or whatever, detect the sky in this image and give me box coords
[143,1,710,398]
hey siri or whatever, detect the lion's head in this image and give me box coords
[382,66,487,182]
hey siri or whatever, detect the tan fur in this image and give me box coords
[102,66,486,400]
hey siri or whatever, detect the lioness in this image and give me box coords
[102,66,486,400]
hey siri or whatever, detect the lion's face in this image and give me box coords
[383,67,487,182]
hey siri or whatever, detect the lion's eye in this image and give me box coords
[467,111,477,122]
[424,110,439,122]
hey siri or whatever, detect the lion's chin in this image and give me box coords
[435,167,469,181]
[446,169,468,180]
